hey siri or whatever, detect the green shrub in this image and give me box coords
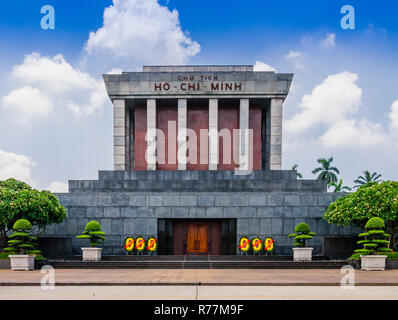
[76,221,106,247]
[354,217,392,256]
[349,251,398,260]
[3,219,41,255]
[288,223,317,247]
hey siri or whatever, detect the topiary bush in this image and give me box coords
[288,223,317,247]
[354,217,392,256]
[76,221,106,247]
[4,219,41,255]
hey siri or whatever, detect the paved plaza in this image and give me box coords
[0,268,398,286]
[0,269,397,299]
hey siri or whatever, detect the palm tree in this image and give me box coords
[329,179,352,192]
[292,164,303,179]
[354,170,383,189]
[311,157,340,185]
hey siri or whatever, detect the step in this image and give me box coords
[69,179,325,193]
[98,170,298,181]
[48,259,347,269]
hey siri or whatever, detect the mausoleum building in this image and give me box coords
[46,65,358,257]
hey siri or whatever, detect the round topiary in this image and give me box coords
[84,221,102,232]
[5,219,41,255]
[365,217,385,230]
[77,221,106,247]
[13,219,32,231]
[355,217,391,256]
[289,223,316,248]
[295,223,310,233]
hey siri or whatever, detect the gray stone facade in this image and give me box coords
[44,170,359,256]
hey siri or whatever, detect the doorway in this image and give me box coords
[187,222,208,254]
[157,218,237,255]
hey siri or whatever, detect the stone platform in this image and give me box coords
[41,170,359,257]
[69,170,326,193]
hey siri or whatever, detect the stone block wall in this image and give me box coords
[43,191,360,256]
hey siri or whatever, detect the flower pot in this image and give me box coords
[293,247,313,262]
[360,255,387,271]
[82,247,102,261]
[9,255,35,271]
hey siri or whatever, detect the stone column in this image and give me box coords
[177,99,187,170]
[239,99,250,171]
[208,99,218,170]
[113,99,126,171]
[270,98,283,170]
[146,99,157,171]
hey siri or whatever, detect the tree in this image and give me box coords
[288,223,316,247]
[0,178,67,247]
[4,219,41,255]
[329,179,352,192]
[292,164,303,179]
[354,217,391,256]
[324,181,398,249]
[312,157,340,185]
[76,221,106,247]
[354,170,383,189]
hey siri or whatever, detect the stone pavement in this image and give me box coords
[2,286,398,300]
[0,269,398,286]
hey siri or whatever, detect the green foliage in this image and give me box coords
[365,217,385,229]
[4,219,41,255]
[354,217,391,256]
[349,251,398,260]
[0,178,67,238]
[295,223,310,233]
[328,179,352,193]
[311,157,340,185]
[13,219,32,231]
[354,170,383,189]
[85,221,102,232]
[76,221,106,247]
[288,223,316,248]
[292,164,303,179]
[324,181,398,248]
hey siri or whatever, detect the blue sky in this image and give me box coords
[0,0,397,191]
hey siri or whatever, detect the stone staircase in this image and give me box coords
[48,255,346,269]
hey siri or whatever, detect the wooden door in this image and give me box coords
[187,223,208,254]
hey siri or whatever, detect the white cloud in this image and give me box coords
[0,148,37,186]
[2,86,53,120]
[284,50,305,70]
[285,71,362,134]
[12,53,99,94]
[253,61,276,72]
[106,68,123,75]
[318,119,387,148]
[46,181,69,193]
[85,0,200,65]
[2,53,109,120]
[389,99,398,131]
[320,33,336,48]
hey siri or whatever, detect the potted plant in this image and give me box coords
[288,223,317,261]
[5,219,41,270]
[76,221,106,261]
[355,217,391,271]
